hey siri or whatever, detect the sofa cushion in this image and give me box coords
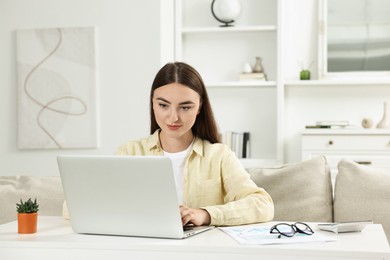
[0,176,64,224]
[247,156,333,222]
[334,159,390,243]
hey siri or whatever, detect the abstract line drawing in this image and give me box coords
[16,27,98,149]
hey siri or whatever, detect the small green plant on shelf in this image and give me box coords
[16,198,39,213]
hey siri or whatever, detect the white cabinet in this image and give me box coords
[301,129,390,183]
[174,0,282,167]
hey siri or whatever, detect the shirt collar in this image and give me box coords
[192,136,204,157]
[147,129,204,157]
[147,130,162,152]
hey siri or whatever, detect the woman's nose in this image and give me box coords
[169,109,178,122]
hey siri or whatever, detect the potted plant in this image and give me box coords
[16,198,39,234]
[298,60,314,80]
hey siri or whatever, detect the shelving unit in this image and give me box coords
[285,80,390,87]
[181,25,277,33]
[174,0,282,167]
[161,1,390,166]
[207,81,276,88]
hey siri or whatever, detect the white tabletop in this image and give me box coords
[0,216,389,260]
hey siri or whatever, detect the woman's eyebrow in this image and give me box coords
[155,97,170,103]
[179,101,195,105]
[155,97,195,105]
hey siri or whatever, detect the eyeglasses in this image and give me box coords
[270,222,314,238]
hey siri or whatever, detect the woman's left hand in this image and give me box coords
[180,205,211,226]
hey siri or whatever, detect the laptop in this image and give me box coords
[57,155,214,239]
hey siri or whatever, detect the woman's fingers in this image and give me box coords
[179,205,210,226]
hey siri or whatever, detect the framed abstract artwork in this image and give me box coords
[16,27,98,149]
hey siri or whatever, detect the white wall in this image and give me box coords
[0,0,163,176]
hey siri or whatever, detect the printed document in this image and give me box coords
[219,225,337,245]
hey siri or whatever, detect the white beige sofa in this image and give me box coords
[1,156,389,243]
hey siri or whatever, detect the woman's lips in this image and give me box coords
[167,124,181,130]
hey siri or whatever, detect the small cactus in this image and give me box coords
[16,198,39,213]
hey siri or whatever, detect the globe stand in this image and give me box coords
[211,12,235,27]
[211,0,237,27]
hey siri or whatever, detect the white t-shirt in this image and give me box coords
[163,143,193,205]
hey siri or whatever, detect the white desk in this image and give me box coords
[0,217,389,260]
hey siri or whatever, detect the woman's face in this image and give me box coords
[152,83,201,139]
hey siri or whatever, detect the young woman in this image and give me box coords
[116,62,274,226]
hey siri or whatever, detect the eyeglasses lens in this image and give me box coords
[295,222,314,235]
[274,223,295,237]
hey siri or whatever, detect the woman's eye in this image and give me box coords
[180,106,191,111]
[159,103,168,109]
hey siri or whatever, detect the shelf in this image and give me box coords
[207,81,277,88]
[285,80,390,87]
[301,128,390,135]
[181,25,277,34]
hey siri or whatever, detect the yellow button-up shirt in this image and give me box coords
[116,130,274,226]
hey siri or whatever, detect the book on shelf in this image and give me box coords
[305,120,355,129]
[224,131,250,159]
[239,72,267,81]
[305,125,355,129]
[315,120,350,126]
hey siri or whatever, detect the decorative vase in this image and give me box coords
[252,57,264,73]
[243,62,252,73]
[211,0,242,27]
[362,118,373,128]
[376,102,389,129]
[18,212,38,234]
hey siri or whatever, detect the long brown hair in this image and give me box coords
[150,62,220,144]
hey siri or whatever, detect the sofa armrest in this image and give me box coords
[334,160,390,244]
[0,176,64,224]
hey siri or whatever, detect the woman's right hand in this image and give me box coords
[179,205,211,226]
